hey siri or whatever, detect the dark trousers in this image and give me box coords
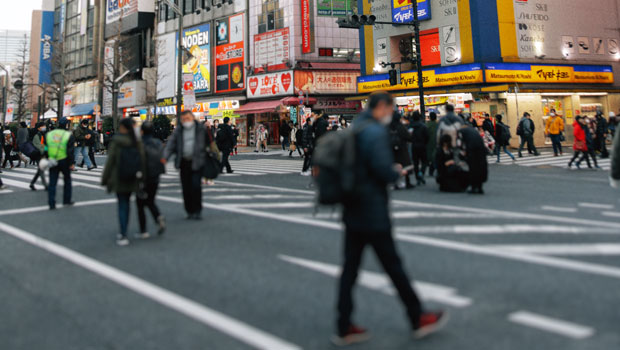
[281,136,290,150]
[337,229,422,335]
[2,145,13,167]
[289,144,303,157]
[550,134,563,155]
[220,148,232,173]
[48,159,72,207]
[302,151,313,172]
[88,145,97,167]
[180,159,202,215]
[117,193,131,236]
[30,160,48,188]
[412,149,427,180]
[519,134,538,155]
[595,135,609,157]
[137,182,161,233]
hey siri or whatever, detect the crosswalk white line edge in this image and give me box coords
[508,311,594,339]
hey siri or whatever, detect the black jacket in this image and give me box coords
[482,119,495,136]
[595,115,608,136]
[411,120,429,150]
[389,120,412,167]
[142,135,165,184]
[343,111,399,233]
[459,127,488,185]
[216,123,235,150]
[314,116,329,141]
[301,122,314,150]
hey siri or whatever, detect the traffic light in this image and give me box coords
[360,15,376,25]
[336,14,376,28]
[388,69,400,86]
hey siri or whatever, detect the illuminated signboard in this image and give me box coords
[485,63,614,84]
[392,0,431,24]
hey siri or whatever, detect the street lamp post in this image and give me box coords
[412,0,425,117]
[0,64,8,124]
[161,0,184,123]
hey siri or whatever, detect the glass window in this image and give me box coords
[183,0,194,15]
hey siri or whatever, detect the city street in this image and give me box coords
[1,151,620,350]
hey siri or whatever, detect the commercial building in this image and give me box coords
[0,29,30,122]
[356,0,620,147]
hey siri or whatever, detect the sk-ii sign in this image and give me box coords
[392,0,431,23]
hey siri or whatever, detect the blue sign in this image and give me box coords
[39,11,54,84]
[59,0,66,40]
[391,0,431,23]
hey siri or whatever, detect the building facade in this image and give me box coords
[356,0,620,147]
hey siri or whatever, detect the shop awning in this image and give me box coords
[70,102,96,116]
[280,96,317,106]
[236,100,286,115]
[42,109,57,119]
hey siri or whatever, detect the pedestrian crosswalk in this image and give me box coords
[226,158,303,176]
[491,151,612,170]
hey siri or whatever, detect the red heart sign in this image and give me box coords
[249,77,259,95]
[280,72,291,92]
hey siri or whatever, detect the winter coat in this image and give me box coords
[459,127,488,185]
[482,118,495,136]
[343,111,399,234]
[390,121,412,167]
[33,132,45,153]
[163,121,208,171]
[73,126,90,147]
[426,120,438,161]
[495,121,510,146]
[16,127,29,148]
[545,116,564,135]
[314,116,329,141]
[101,134,146,194]
[518,117,535,136]
[301,122,314,150]
[595,115,608,136]
[435,148,468,193]
[142,135,166,184]
[411,120,429,151]
[572,122,587,151]
[611,127,620,183]
[216,123,235,151]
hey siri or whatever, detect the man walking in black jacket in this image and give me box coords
[517,112,539,157]
[333,92,447,347]
[217,117,235,174]
[410,111,429,185]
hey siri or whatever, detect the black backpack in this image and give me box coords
[500,123,511,142]
[118,146,142,182]
[143,138,165,182]
[313,121,371,205]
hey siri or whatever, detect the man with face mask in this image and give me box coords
[545,108,565,156]
[163,111,209,220]
[332,91,447,346]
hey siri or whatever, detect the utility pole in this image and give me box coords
[58,1,67,120]
[412,0,425,117]
[0,64,8,124]
[112,38,120,130]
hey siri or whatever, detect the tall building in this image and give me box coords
[28,0,55,122]
[355,0,620,147]
[0,30,30,66]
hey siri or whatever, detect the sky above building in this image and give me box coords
[0,0,41,31]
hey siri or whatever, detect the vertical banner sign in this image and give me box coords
[301,0,312,54]
[80,0,88,35]
[5,104,14,123]
[38,11,54,84]
[178,24,211,94]
[215,13,245,93]
[182,74,197,110]
[59,0,66,40]
[392,0,431,23]
[63,95,72,117]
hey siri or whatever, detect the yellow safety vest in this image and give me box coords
[46,129,71,160]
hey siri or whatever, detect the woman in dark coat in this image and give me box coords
[389,111,413,189]
[459,126,489,194]
[436,134,468,193]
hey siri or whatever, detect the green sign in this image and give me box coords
[317,0,357,17]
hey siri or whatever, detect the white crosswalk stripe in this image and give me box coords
[491,151,611,170]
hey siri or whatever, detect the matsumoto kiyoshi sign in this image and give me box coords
[391,0,431,24]
[485,63,614,84]
[357,63,483,93]
[178,23,211,94]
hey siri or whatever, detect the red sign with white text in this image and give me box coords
[301,0,312,54]
[419,28,441,67]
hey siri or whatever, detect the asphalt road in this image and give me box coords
[1,150,620,350]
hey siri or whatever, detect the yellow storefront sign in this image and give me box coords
[485,63,613,84]
[357,64,483,93]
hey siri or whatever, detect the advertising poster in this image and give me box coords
[247,70,294,98]
[106,0,138,24]
[178,23,211,94]
[254,28,290,71]
[294,71,358,94]
[316,0,356,16]
[419,28,440,66]
[5,104,14,123]
[391,0,431,24]
[301,0,313,54]
[39,11,54,84]
[215,14,245,94]
[182,74,197,109]
[63,95,72,117]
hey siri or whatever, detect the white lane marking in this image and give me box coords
[508,311,594,339]
[279,255,472,308]
[392,212,494,219]
[0,177,37,189]
[541,206,577,213]
[11,167,102,183]
[395,225,618,235]
[601,211,620,218]
[578,203,615,210]
[206,194,313,200]
[0,221,301,350]
[215,180,620,231]
[490,243,620,256]
[0,198,117,216]
[230,202,315,209]
[156,195,620,280]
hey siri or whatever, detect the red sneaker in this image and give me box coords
[413,311,449,339]
[331,325,370,347]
